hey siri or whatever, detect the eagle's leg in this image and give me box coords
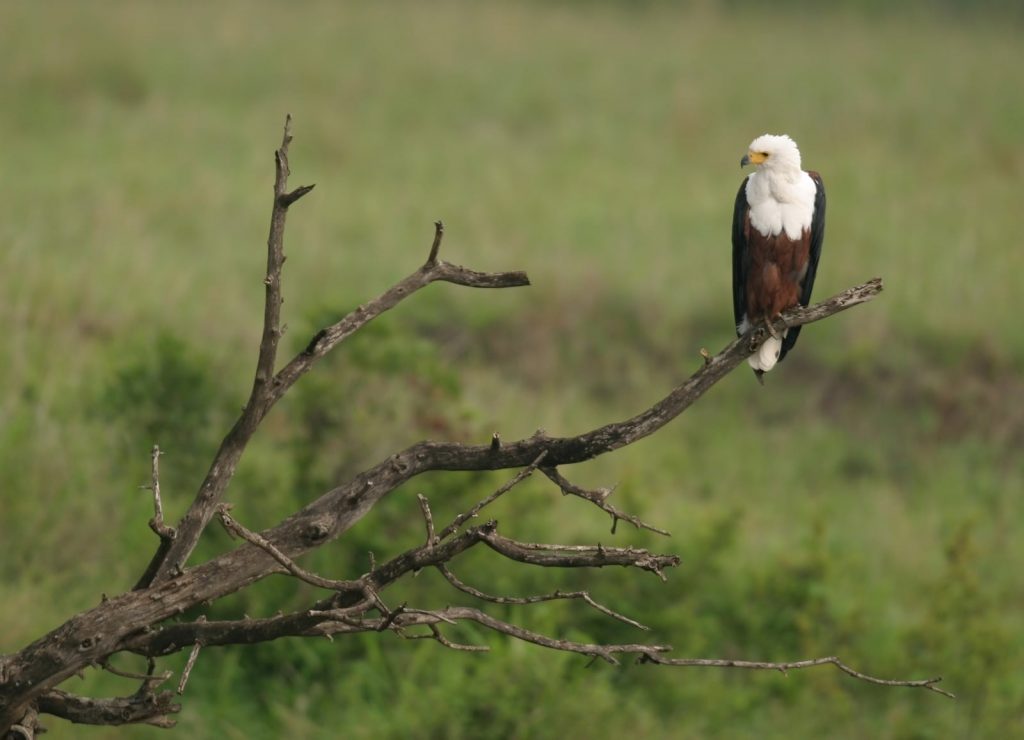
[762,315,781,340]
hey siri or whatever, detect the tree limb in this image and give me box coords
[135,120,530,590]
[2,117,940,737]
[638,654,954,699]
[540,465,669,536]
[438,565,649,630]
[0,278,884,729]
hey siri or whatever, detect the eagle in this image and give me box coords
[733,134,825,383]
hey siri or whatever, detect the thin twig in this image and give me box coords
[541,466,669,537]
[426,220,444,264]
[438,564,649,630]
[305,598,375,624]
[143,445,175,542]
[411,623,490,652]
[176,640,202,696]
[99,659,172,686]
[639,654,954,699]
[215,505,359,592]
[386,606,672,666]
[416,494,437,546]
[437,451,548,541]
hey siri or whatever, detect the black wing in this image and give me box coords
[731,176,750,336]
[779,171,826,361]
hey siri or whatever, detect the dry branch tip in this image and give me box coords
[426,219,445,264]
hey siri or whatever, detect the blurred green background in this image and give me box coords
[1,1,1022,738]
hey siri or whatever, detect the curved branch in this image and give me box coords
[437,452,548,540]
[259,278,883,559]
[438,565,649,630]
[215,505,359,592]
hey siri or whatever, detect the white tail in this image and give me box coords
[747,333,784,373]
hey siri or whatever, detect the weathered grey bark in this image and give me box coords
[0,120,947,735]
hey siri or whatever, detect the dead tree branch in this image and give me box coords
[540,465,668,536]
[134,120,528,592]
[0,119,942,735]
[638,654,955,699]
[438,565,649,630]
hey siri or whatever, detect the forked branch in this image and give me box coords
[0,119,945,736]
[136,120,528,590]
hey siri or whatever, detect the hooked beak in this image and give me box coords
[741,151,767,168]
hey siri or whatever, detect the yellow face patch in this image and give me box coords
[747,150,768,165]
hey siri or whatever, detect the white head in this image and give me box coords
[741,134,802,174]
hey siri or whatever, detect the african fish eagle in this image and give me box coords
[733,134,825,383]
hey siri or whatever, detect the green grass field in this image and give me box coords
[1,2,1022,737]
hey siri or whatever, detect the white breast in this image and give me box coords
[746,170,816,240]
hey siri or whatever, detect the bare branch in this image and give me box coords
[438,564,649,630]
[426,219,444,264]
[176,640,202,696]
[133,114,312,589]
[389,607,672,666]
[257,114,302,392]
[137,213,530,591]
[416,494,437,547]
[437,452,548,540]
[249,280,885,577]
[360,606,952,698]
[215,505,359,593]
[0,278,884,728]
[639,654,954,699]
[142,445,175,543]
[541,466,669,537]
[291,259,529,366]
[121,516,676,661]
[412,624,490,652]
[99,659,172,687]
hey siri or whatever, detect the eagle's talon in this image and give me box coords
[748,327,764,351]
